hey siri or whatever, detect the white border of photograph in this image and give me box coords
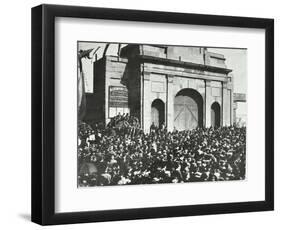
[55,17,265,213]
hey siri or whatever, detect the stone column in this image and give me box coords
[222,81,231,126]
[230,81,234,126]
[205,80,212,127]
[143,71,151,133]
[166,75,174,132]
[233,102,237,125]
[229,74,234,126]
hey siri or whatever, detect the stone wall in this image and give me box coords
[85,45,233,130]
[140,61,232,132]
[104,56,129,124]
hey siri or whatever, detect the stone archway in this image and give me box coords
[151,99,165,128]
[174,88,203,131]
[211,102,221,128]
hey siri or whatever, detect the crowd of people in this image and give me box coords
[107,113,141,136]
[78,115,246,187]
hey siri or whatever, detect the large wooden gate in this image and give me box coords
[174,89,203,131]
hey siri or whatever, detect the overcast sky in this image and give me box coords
[78,42,247,117]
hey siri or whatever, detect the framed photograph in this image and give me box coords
[31,4,274,225]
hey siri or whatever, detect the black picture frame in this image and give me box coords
[31,4,274,225]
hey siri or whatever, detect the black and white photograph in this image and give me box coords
[29,3,274,226]
[77,42,247,187]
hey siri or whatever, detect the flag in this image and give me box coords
[78,55,87,120]
[77,48,96,120]
[78,46,108,120]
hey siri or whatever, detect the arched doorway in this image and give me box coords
[174,88,203,131]
[211,102,221,128]
[151,99,165,128]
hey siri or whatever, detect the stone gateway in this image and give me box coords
[84,44,244,132]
